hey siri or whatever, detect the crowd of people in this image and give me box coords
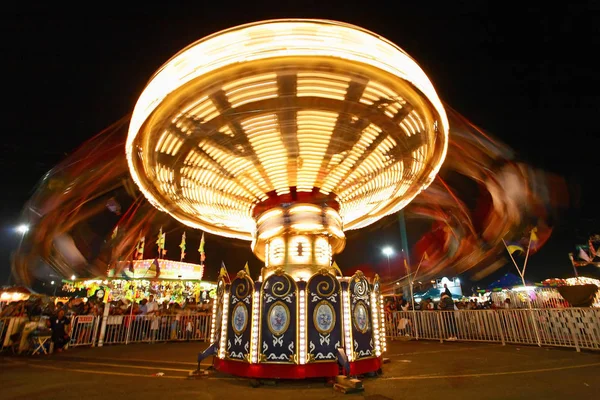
[0,294,212,354]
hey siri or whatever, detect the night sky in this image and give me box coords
[3,2,599,288]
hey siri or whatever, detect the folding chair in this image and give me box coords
[30,335,51,355]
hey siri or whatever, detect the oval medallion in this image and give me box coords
[353,301,369,333]
[313,300,336,335]
[231,302,248,335]
[267,301,290,336]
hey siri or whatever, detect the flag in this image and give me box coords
[136,236,145,260]
[179,232,187,261]
[578,247,591,262]
[331,261,343,276]
[506,244,525,255]
[199,232,206,262]
[529,227,539,250]
[150,258,161,278]
[219,261,228,278]
[156,227,165,249]
[156,227,166,258]
[244,262,250,276]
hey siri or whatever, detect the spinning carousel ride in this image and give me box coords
[126,19,449,378]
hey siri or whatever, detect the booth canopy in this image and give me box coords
[413,288,462,301]
[486,273,528,290]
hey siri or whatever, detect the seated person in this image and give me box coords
[50,309,71,352]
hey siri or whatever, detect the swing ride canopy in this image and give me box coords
[126,19,449,241]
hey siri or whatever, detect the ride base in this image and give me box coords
[208,268,386,379]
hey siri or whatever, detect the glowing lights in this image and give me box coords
[290,223,323,231]
[314,237,331,266]
[289,236,311,264]
[218,292,230,358]
[268,237,285,266]
[15,224,29,234]
[116,259,204,280]
[0,292,29,302]
[250,290,260,363]
[254,204,345,271]
[257,226,284,241]
[256,209,283,225]
[371,292,381,357]
[298,289,306,364]
[126,19,448,243]
[210,297,218,343]
[289,204,321,214]
[379,294,387,352]
[342,288,353,362]
[382,247,394,256]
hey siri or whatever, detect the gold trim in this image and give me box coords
[315,275,336,297]
[355,354,377,361]
[231,302,249,335]
[235,275,252,298]
[353,270,365,282]
[271,274,293,298]
[259,271,298,364]
[313,300,336,335]
[267,300,290,335]
[225,356,251,363]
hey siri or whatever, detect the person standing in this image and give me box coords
[443,283,452,297]
[438,293,457,341]
[146,295,159,341]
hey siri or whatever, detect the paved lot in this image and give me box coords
[1,340,599,399]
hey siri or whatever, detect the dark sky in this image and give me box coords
[3,2,599,287]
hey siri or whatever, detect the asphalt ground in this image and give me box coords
[1,339,598,399]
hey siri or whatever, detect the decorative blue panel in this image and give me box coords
[306,270,342,362]
[349,271,374,359]
[226,272,253,362]
[260,270,297,363]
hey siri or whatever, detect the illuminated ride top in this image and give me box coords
[126,19,448,379]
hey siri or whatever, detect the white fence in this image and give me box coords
[100,314,211,345]
[490,288,568,308]
[0,314,212,353]
[3,309,599,354]
[385,308,600,351]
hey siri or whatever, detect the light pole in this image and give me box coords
[382,247,394,281]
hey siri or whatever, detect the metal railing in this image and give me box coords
[101,314,211,345]
[0,313,212,352]
[70,315,100,347]
[0,316,29,350]
[385,308,600,351]
[3,309,598,353]
[490,288,570,309]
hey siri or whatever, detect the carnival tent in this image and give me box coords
[486,272,529,290]
[413,288,462,302]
